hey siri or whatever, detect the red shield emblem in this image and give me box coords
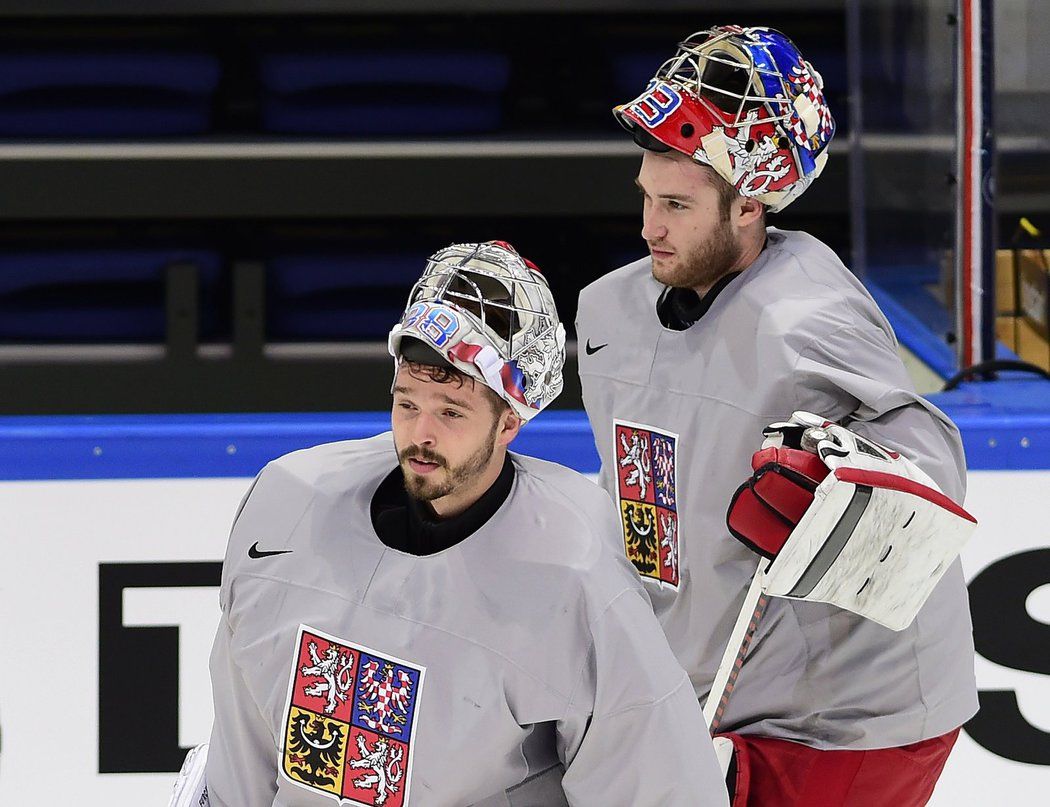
[614,420,680,587]
[280,625,425,806]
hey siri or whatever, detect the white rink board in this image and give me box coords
[0,478,245,806]
[0,470,1046,805]
[929,470,1050,806]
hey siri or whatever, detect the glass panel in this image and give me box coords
[851,0,959,378]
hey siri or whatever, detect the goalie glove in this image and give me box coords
[168,742,209,807]
[727,412,977,631]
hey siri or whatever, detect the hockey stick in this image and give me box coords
[703,562,771,733]
[703,425,827,732]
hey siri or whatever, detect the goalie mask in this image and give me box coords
[388,241,566,422]
[614,25,835,212]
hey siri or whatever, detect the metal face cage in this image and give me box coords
[656,29,792,129]
[404,244,559,363]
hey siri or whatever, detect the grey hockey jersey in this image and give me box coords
[206,433,729,806]
[576,227,978,750]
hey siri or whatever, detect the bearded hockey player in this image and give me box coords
[576,26,978,806]
[173,240,729,806]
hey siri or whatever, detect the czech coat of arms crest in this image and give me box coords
[614,419,681,587]
[281,625,425,806]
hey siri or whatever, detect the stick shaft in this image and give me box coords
[704,568,770,732]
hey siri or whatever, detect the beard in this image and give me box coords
[650,216,740,292]
[398,422,500,503]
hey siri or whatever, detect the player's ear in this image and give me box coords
[496,408,523,448]
[735,195,765,228]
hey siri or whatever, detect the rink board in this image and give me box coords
[0,405,1046,805]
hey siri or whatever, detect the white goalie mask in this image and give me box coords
[387,240,567,422]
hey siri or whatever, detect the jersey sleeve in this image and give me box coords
[206,612,279,806]
[206,471,280,806]
[791,322,967,501]
[557,588,730,807]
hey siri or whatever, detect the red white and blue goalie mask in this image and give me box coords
[388,241,566,422]
[614,26,835,213]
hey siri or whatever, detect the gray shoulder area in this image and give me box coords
[263,431,395,492]
[749,228,895,344]
[510,452,611,515]
[577,256,654,312]
[508,452,640,596]
[222,433,393,584]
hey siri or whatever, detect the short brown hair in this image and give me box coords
[402,360,510,418]
[709,170,767,224]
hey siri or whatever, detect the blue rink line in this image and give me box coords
[0,390,1046,479]
[932,380,1050,470]
[0,410,602,480]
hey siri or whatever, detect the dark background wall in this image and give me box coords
[0,0,1043,413]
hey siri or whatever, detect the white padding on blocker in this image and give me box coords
[762,468,977,631]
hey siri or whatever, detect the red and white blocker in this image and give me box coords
[727,412,977,631]
[706,413,976,803]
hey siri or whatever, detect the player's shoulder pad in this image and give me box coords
[264,432,394,492]
[508,453,628,570]
[749,229,893,343]
[267,431,392,478]
[508,454,647,615]
[578,254,653,306]
[510,452,609,511]
[754,230,853,307]
[226,433,394,568]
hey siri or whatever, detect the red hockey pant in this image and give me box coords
[720,728,960,807]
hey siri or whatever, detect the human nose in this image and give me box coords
[641,207,667,242]
[409,411,438,447]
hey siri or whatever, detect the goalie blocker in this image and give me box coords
[726,412,977,631]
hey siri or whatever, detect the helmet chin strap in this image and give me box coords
[696,130,733,179]
[387,323,404,394]
[472,344,507,406]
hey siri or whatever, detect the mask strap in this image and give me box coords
[473,344,506,403]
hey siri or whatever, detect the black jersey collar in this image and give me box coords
[370,454,515,556]
[656,270,742,331]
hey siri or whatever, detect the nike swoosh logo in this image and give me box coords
[585,339,608,355]
[248,541,292,559]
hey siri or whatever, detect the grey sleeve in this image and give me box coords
[217,472,262,601]
[558,589,730,807]
[206,473,279,806]
[792,324,967,501]
[206,613,279,807]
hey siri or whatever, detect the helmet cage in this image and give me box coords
[657,30,794,131]
[390,241,566,422]
[614,26,835,212]
[404,249,557,364]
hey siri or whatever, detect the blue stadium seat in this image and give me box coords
[0,51,220,136]
[260,50,510,135]
[267,252,423,340]
[0,249,222,341]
